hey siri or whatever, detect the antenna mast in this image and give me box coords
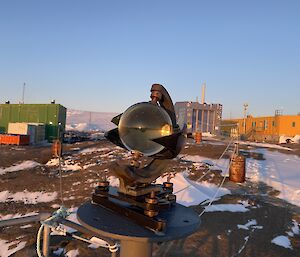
[243,103,248,134]
[22,82,26,104]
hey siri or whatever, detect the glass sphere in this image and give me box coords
[118,102,173,156]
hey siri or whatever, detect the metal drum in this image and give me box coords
[194,132,202,144]
[229,155,246,183]
[52,139,62,157]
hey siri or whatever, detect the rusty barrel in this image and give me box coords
[52,139,62,157]
[194,132,202,144]
[229,155,246,183]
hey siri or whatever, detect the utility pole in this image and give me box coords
[243,103,248,134]
[201,82,206,132]
[89,112,92,127]
[22,82,26,104]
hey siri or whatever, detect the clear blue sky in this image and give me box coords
[0,0,299,118]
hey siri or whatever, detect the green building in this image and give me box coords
[0,103,67,142]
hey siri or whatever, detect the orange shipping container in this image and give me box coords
[0,134,30,145]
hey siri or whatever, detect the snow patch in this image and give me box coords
[286,220,300,237]
[202,132,214,137]
[279,135,300,144]
[291,220,300,235]
[0,239,26,257]
[53,248,65,255]
[237,219,263,230]
[46,158,59,166]
[0,212,38,221]
[66,123,100,131]
[238,141,292,151]
[20,224,33,229]
[83,163,97,169]
[0,190,57,204]
[79,147,110,155]
[66,109,117,132]
[271,235,293,249]
[179,154,228,172]
[0,161,40,175]
[107,176,119,187]
[107,172,230,207]
[205,203,249,213]
[46,158,82,172]
[245,150,300,206]
[196,148,300,207]
[157,172,230,207]
[179,155,217,164]
[66,249,80,257]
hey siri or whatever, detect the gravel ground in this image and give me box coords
[0,138,299,257]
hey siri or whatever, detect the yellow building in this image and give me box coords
[222,115,300,142]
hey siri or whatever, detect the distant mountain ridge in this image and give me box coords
[66,109,119,131]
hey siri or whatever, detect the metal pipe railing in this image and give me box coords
[0,212,118,257]
[0,213,51,228]
[58,218,117,246]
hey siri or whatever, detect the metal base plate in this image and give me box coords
[118,184,162,196]
[77,201,200,243]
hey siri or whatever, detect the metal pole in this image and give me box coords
[22,83,26,104]
[195,109,199,132]
[212,110,216,134]
[207,110,210,132]
[243,103,248,134]
[58,218,116,246]
[201,82,206,104]
[120,240,152,257]
[0,213,51,228]
[89,112,92,127]
[201,109,204,132]
[57,123,64,206]
[42,225,51,257]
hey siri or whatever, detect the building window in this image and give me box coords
[292,122,296,127]
[252,121,256,127]
[264,120,268,130]
[272,121,275,127]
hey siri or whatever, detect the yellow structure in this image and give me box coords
[222,115,300,142]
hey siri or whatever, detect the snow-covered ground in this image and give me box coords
[0,160,40,175]
[279,135,300,144]
[157,172,230,207]
[1,140,300,255]
[66,109,117,131]
[237,219,263,230]
[205,203,250,213]
[105,171,230,207]
[183,147,300,207]
[0,212,39,221]
[237,141,293,151]
[66,123,100,131]
[0,190,57,204]
[46,158,82,172]
[271,235,293,249]
[246,149,300,206]
[65,249,80,257]
[0,239,26,257]
[78,147,111,155]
